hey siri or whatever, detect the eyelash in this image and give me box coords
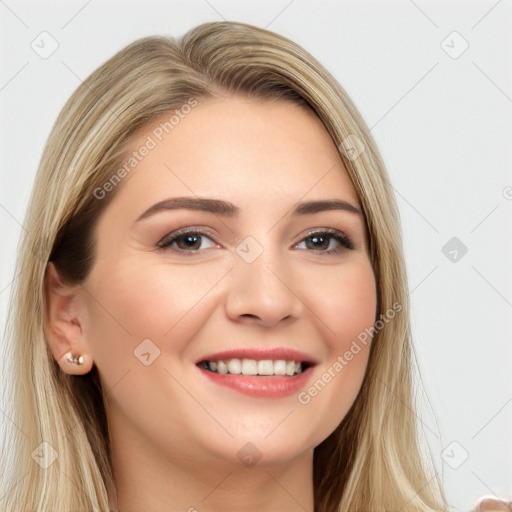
[156,227,355,256]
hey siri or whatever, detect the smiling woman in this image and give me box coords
[0,21,450,512]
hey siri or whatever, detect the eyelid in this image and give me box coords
[300,227,350,242]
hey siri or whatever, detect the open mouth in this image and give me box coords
[195,351,318,398]
[197,359,313,377]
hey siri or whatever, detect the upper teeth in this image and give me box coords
[206,359,303,376]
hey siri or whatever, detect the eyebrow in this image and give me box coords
[135,196,362,222]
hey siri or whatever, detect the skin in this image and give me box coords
[475,499,512,512]
[45,95,377,512]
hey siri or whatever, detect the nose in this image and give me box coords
[224,244,304,328]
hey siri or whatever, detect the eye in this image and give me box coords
[157,228,219,255]
[294,229,355,254]
[156,227,355,256]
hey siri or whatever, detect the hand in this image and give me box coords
[473,497,512,511]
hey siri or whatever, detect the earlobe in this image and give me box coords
[56,351,94,375]
[44,262,93,375]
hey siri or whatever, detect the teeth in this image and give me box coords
[205,358,304,376]
[217,361,228,374]
[257,360,273,375]
[241,359,257,375]
[227,359,241,375]
[286,361,296,376]
[273,360,287,375]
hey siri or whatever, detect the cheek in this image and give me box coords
[295,258,376,439]
[304,258,377,349]
[83,259,229,375]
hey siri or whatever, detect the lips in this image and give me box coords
[195,347,319,398]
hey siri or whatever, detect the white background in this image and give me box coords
[1,1,511,510]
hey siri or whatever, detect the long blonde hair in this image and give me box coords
[1,21,449,511]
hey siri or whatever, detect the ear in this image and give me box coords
[44,262,93,375]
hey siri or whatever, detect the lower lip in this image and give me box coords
[197,365,315,398]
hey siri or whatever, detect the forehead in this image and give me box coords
[108,95,359,212]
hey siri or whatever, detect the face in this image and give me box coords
[71,95,377,468]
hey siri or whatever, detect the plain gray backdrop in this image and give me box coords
[1,1,511,510]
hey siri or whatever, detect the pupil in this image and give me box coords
[179,235,200,250]
[307,235,328,250]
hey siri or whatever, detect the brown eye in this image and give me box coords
[173,233,203,251]
[157,229,218,254]
[295,229,355,254]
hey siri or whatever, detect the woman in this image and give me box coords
[1,20,451,511]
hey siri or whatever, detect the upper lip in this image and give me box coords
[196,347,320,366]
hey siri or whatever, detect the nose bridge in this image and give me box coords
[225,234,303,326]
